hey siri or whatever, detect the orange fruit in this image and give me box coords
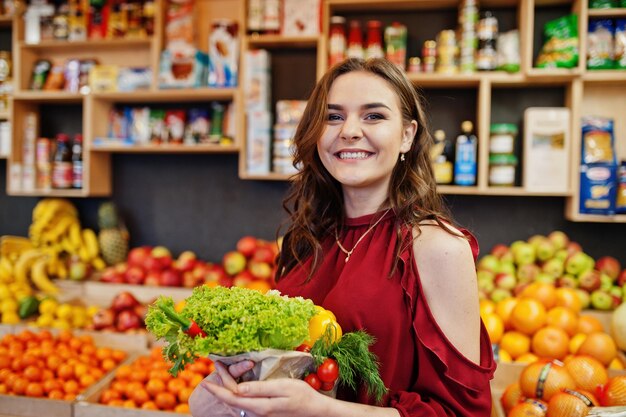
[495,297,518,330]
[576,315,604,334]
[508,399,548,417]
[610,357,625,370]
[500,331,531,359]
[515,352,539,365]
[563,355,608,393]
[600,375,626,406]
[25,382,44,397]
[531,326,570,360]
[498,349,512,363]
[479,299,496,317]
[553,288,582,313]
[521,282,557,309]
[546,389,596,417]
[511,298,547,336]
[577,332,617,366]
[174,403,190,413]
[569,333,587,354]
[482,313,504,344]
[146,378,166,397]
[154,391,177,410]
[519,360,576,401]
[545,306,578,337]
[501,382,524,413]
[246,280,272,294]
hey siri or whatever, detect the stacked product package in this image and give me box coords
[273,101,307,175]
[244,50,272,174]
[458,0,478,73]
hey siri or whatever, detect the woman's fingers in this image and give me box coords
[229,360,255,378]
[214,361,239,391]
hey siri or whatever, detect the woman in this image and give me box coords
[191,58,495,417]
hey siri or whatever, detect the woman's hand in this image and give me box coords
[200,375,330,417]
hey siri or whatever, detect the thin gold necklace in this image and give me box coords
[335,209,391,263]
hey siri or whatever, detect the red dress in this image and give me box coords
[276,210,496,417]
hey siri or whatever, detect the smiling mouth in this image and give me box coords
[335,151,373,160]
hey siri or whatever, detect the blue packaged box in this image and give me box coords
[579,163,618,215]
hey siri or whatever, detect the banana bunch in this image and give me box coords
[0,238,58,295]
[28,198,106,277]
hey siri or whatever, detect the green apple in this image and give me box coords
[542,258,565,278]
[494,272,517,290]
[490,288,512,303]
[547,230,570,251]
[565,252,589,276]
[497,261,517,276]
[517,263,540,283]
[535,239,556,262]
[477,255,500,273]
[535,272,556,285]
[590,290,613,311]
[575,288,591,309]
[600,273,614,292]
[512,242,536,266]
[528,234,546,247]
[556,275,578,288]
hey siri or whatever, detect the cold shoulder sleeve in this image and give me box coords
[388,229,496,417]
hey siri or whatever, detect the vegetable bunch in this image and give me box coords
[145,286,316,375]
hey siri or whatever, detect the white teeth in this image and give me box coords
[338,151,370,159]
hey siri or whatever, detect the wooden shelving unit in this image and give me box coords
[91,143,239,154]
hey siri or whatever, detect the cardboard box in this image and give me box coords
[246,110,271,175]
[83,280,193,307]
[281,0,320,36]
[579,162,618,215]
[244,50,271,112]
[523,107,571,193]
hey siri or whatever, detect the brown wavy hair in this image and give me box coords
[276,58,456,280]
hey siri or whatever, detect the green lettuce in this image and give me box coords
[146,286,316,373]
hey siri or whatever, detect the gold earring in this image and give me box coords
[400,153,405,162]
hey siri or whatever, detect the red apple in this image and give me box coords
[175,250,197,272]
[223,251,247,276]
[127,246,152,267]
[248,260,273,280]
[233,270,255,287]
[566,241,583,256]
[100,267,122,283]
[159,269,182,287]
[596,256,622,280]
[92,308,115,330]
[183,271,200,288]
[151,246,173,269]
[618,269,626,287]
[490,244,511,259]
[252,246,275,264]
[218,275,234,288]
[143,256,165,273]
[236,236,258,258]
[144,271,162,286]
[578,269,602,292]
[124,266,146,285]
[111,291,141,313]
[116,310,143,332]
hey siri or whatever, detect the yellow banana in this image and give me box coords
[42,215,77,245]
[92,257,106,271]
[42,248,59,276]
[14,248,46,283]
[57,261,68,280]
[31,257,58,295]
[78,246,91,263]
[0,235,33,257]
[69,223,83,249]
[0,257,12,283]
[61,237,77,255]
[82,229,99,260]
[33,198,77,222]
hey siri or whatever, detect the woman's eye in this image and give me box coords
[327,113,343,121]
[365,113,384,120]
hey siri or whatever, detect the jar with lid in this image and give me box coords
[329,16,347,67]
[489,154,517,186]
[489,123,518,155]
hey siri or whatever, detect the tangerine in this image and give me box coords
[500,331,531,359]
[519,360,576,401]
[545,306,578,337]
[515,352,539,365]
[520,282,557,309]
[500,382,524,413]
[568,333,587,354]
[482,313,504,344]
[531,326,570,360]
[508,399,548,417]
[510,299,547,336]
[576,315,604,334]
[553,288,582,313]
[563,355,608,393]
[479,299,496,317]
[495,297,518,330]
[577,332,617,366]
[546,389,595,417]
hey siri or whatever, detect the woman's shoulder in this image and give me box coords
[412,221,472,260]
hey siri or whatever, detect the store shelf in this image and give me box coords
[0,15,12,27]
[567,213,626,223]
[7,188,90,197]
[239,172,294,181]
[246,34,319,49]
[582,70,626,83]
[91,143,240,153]
[19,37,153,53]
[437,185,572,196]
[91,88,237,103]
[587,7,626,18]
[13,91,84,103]
[327,0,521,12]
[525,68,581,83]
[408,72,525,88]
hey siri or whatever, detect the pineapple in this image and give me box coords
[97,202,129,266]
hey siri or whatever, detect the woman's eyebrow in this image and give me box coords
[327,103,391,110]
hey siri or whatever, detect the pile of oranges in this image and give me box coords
[481,282,621,368]
[97,346,215,413]
[0,329,127,399]
[502,357,626,417]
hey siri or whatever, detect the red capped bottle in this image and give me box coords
[365,20,384,60]
[52,133,72,189]
[72,134,83,189]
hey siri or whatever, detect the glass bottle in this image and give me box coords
[365,20,384,60]
[454,121,478,186]
[329,16,347,67]
[346,20,364,59]
[72,134,83,189]
[52,133,72,189]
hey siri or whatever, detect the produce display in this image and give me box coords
[96,347,213,412]
[89,291,147,333]
[0,329,127,399]
[477,230,625,311]
[500,358,626,417]
[99,235,279,293]
[146,286,386,402]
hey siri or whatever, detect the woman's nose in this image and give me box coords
[339,115,362,141]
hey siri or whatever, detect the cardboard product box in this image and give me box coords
[83,280,193,307]
[579,162,618,215]
[208,19,239,88]
[246,110,271,175]
[523,107,571,193]
[281,0,321,36]
[244,49,271,112]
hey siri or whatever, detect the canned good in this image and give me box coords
[422,56,436,73]
[422,40,437,57]
[408,57,421,73]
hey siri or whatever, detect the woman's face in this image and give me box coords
[317,71,416,198]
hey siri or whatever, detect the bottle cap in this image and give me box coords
[434,129,446,142]
[490,123,518,135]
[330,16,346,25]
[461,121,473,133]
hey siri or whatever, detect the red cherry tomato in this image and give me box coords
[295,343,311,353]
[320,380,335,391]
[304,373,322,391]
[317,358,339,383]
